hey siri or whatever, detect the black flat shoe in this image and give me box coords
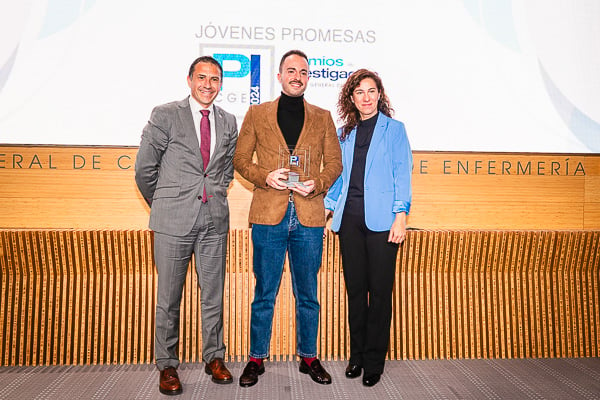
[362,373,381,387]
[345,363,362,378]
[299,359,332,384]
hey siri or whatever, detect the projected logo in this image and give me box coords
[199,44,275,118]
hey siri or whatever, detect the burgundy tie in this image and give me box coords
[200,109,210,202]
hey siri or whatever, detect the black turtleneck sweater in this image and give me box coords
[277,92,305,150]
[344,112,379,217]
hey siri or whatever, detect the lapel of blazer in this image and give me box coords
[265,97,289,153]
[210,104,227,169]
[177,97,205,168]
[295,99,313,152]
[365,113,388,177]
[343,128,357,179]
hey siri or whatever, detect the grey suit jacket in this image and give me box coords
[135,97,238,236]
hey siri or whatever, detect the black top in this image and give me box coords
[344,112,379,217]
[277,92,305,150]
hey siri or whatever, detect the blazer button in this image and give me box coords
[197,196,202,200]
[204,173,208,177]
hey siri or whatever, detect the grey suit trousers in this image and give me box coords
[153,203,227,370]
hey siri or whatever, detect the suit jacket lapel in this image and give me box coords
[178,97,200,149]
[266,97,289,153]
[365,113,387,176]
[210,105,226,169]
[177,97,204,167]
[343,128,356,179]
[296,99,312,152]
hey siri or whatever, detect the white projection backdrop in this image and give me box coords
[0,0,598,152]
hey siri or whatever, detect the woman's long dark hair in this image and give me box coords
[337,69,393,140]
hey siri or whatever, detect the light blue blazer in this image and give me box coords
[324,113,412,232]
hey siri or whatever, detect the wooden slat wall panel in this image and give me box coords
[0,229,598,366]
[1,146,599,230]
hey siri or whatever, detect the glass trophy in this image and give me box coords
[278,145,310,188]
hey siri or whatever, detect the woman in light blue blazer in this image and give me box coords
[325,69,412,387]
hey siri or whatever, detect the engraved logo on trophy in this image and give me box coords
[278,145,310,188]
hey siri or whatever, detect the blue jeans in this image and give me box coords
[249,202,324,358]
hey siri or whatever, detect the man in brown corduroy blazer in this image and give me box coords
[233,49,342,388]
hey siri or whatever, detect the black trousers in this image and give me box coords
[338,212,399,375]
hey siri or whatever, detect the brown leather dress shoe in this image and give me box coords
[205,358,233,384]
[159,367,182,395]
[299,359,332,384]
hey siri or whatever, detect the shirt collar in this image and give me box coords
[188,96,214,115]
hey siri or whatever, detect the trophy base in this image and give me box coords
[285,181,309,190]
[284,172,308,189]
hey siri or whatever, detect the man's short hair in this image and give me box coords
[279,50,309,72]
[188,56,223,80]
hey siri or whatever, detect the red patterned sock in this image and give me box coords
[303,357,316,366]
[250,357,263,366]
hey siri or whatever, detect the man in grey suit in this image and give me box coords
[135,56,238,395]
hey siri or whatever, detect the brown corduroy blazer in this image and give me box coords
[233,97,342,227]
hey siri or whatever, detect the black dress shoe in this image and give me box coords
[362,373,381,387]
[239,361,265,387]
[345,363,362,378]
[299,359,332,385]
